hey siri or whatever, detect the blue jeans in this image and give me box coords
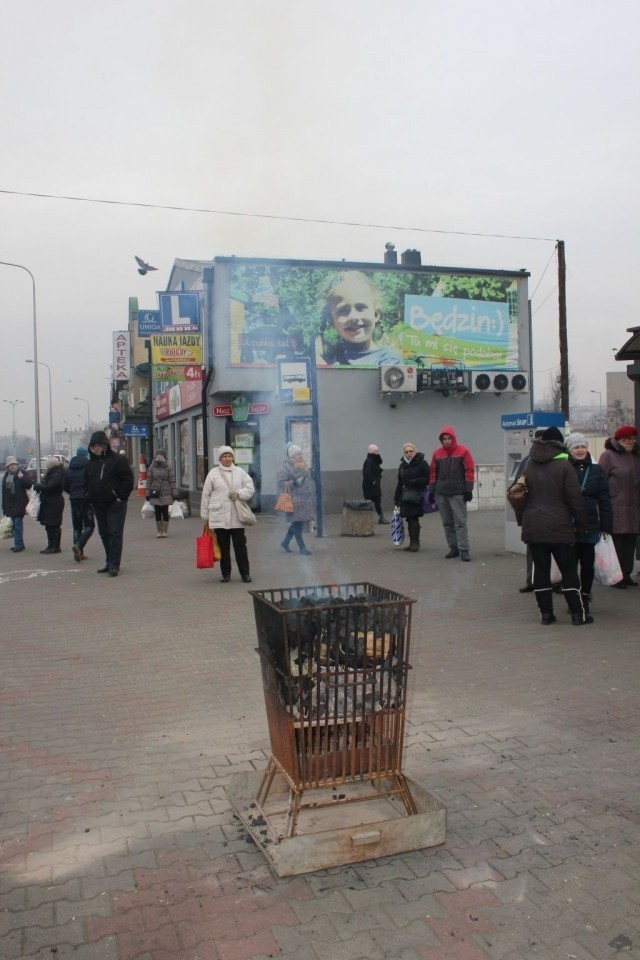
[92,500,128,571]
[70,500,95,550]
[13,515,24,549]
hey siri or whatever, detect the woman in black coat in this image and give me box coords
[566,433,612,606]
[362,444,387,524]
[393,442,429,552]
[34,458,66,554]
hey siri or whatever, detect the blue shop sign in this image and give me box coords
[122,424,149,437]
[137,310,162,336]
[501,411,565,431]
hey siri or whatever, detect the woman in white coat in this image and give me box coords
[200,445,255,583]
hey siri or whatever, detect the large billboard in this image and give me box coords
[227,264,523,370]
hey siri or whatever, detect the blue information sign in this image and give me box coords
[122,424,150,437]
[500,411,564,430]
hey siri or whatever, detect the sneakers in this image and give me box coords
[220,575,230,583]
[540,614,557,625]
[519,583,534,593]
[445,548,460,559]
[280,540,292,553]
[10,545,25,552]
[378,516,389,524]
[108,569,119,577]
[72,545,83,563]
[299,546,312,555]
[241,574,252,583]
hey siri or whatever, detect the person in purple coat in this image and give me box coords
[598,424,640,588]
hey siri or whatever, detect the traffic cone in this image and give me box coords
[137,453,148,497]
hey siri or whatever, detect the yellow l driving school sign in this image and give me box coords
[150,333,202,365]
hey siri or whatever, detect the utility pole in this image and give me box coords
[557,240,569,421]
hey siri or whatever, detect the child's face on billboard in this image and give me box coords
[327,277,380,347]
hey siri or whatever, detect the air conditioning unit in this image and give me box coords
[380,364,418,393]
[470,371,529,394]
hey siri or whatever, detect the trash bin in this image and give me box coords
[226,582,447,875]
[341,499,375,536]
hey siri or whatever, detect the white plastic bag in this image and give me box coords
[0,515,13,539]
[169,500,184,519]
[594,534,623,586]
[26,489,41,520]
[141,500,154,519]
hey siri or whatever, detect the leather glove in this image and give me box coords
[428,492,436,505]
[228,490,240,500]
[464,491,473,503]
[145,496,150,501]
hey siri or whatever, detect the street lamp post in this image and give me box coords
[25,359,54,454]
[0,261,42,479]
[63,421,75,459]
[3,399,24,457]
[74,397,91,433]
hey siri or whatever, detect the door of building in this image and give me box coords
[226,418,261,511]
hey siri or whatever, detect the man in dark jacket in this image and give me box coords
[362,444,388,524]
[64,446,95,562]
[85,431,134,577]
[2,456,32,552]
[520,426,592,626]
[428,425,475,561]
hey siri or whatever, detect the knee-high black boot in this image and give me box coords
[404,518,420,552]
[41,526,58,554]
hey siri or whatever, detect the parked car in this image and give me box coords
[25,455,69,482]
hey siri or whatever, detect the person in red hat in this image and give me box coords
[598,425,640,587]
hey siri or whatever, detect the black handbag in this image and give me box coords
[401,488,422,504]
[148,488,161,499]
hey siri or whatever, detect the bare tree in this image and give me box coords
[607,398,634,431]
[539,367,577,412]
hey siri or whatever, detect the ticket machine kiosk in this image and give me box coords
[502,411,566,553]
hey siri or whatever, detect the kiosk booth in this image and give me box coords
[502,411,566,554]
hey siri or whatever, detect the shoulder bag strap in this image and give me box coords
[580,466,590,491]
[219,469,235,492]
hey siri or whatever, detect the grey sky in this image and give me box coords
[1,0,638,445]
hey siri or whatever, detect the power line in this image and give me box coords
[0,188,558,243]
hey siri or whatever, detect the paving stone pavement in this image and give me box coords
[1,506,639,960]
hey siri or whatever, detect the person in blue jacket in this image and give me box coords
[64,446,95,562]
[566,433,612,611]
